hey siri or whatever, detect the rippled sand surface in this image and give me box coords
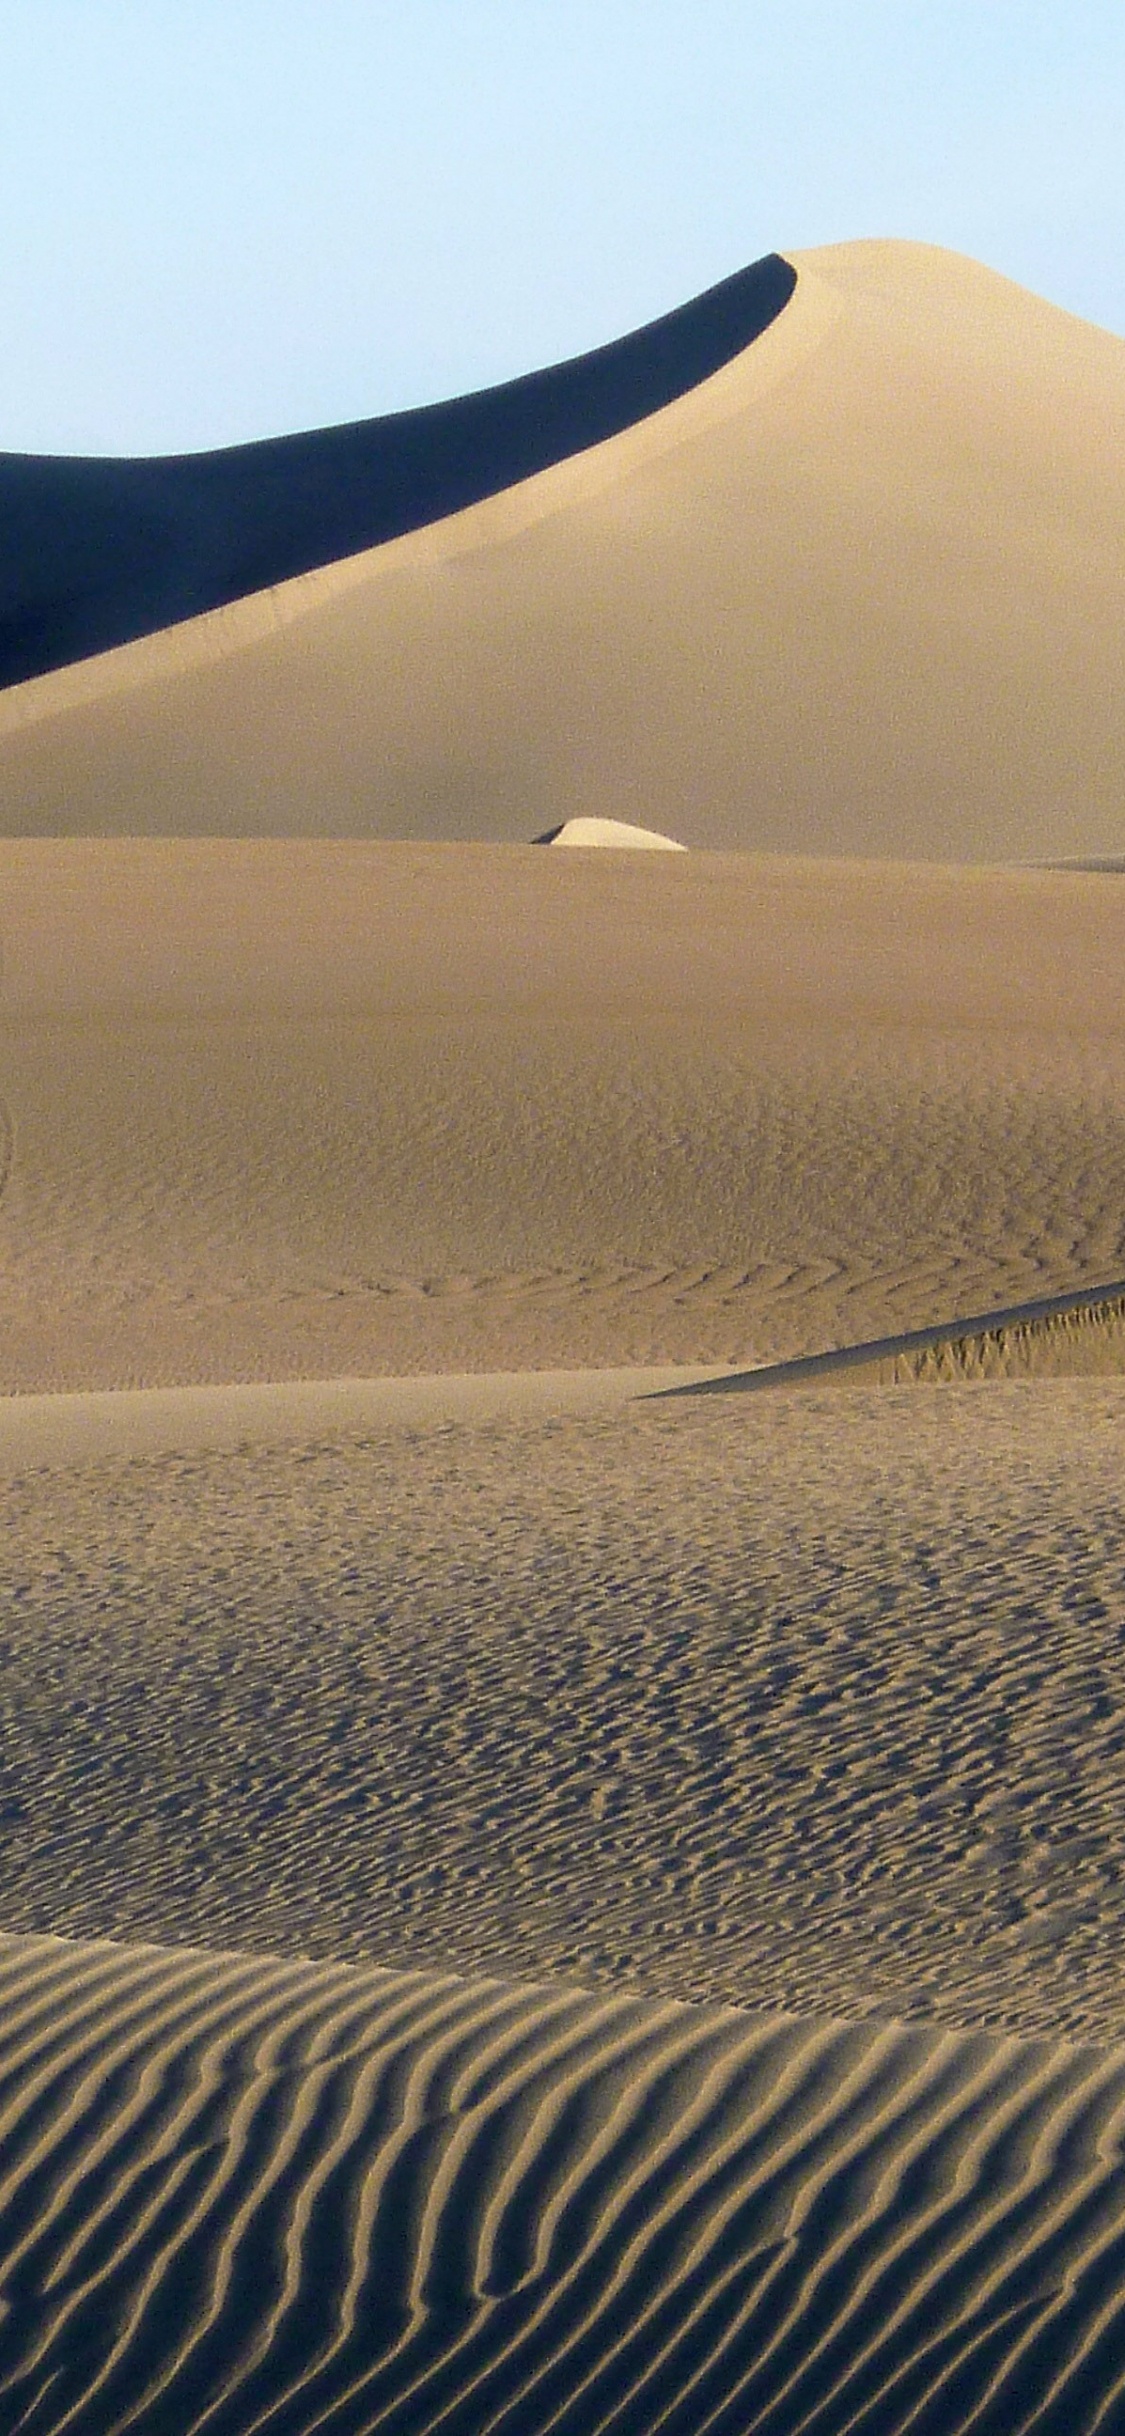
[2,841,1123,1391]
[5,1929,1125,2436]
[3,1382,1124,2049]
[3,828,1125,2423]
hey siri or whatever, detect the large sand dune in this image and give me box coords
[6,239,1125,2431]
[2,243,1125,858]
[0,256,795,688]
[3,1927,1125,2436]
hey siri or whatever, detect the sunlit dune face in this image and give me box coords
[2,241,1124,865]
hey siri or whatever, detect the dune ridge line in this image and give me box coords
[658,1277,1125,1395]
[3,244,1124,857]
[0,255,796,693]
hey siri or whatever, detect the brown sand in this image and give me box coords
[3,1929,1125,2435]
[4,1370,1125,2426]
[2,244,1125,862]
[1,840,1123,1393]
[3,1377,1125,2046]
[4,240,1125,2422]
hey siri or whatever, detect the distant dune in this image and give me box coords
[6,240,1125,2436]
[537,815,687,848]
[0,256,795,688]
[2,242,1125,858]
[4,1928,1125,2436]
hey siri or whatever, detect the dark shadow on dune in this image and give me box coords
[654,1276,1125,1395]
[4,1935,1125,2434]
[0,254,796,690]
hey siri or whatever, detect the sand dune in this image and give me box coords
[5,234,1125,2433]
[3,1928,1125,2435]
[668,1280,1125,1394]
[538,817,687,849]
[0,256,795,688]
[4,1378,1125,2047]
[2,243,1125,857]
[1,840,1123,1392]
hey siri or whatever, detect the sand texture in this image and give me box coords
[1,244,1124,860]
[5,236,1125,2426]
[1,841,1124,1393]
[2,1381,1125,2048]
[5,1931,1125,2436]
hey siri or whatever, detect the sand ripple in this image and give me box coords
[1,1931,1125,2433]
[3,1385,1125,2045]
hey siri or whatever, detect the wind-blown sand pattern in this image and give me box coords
[1,841,1123,1390]
[4,244,1125,2429]
[4,1929,1125,2436]
[876,1297,1125,1380]
[4,1381,1125,2047]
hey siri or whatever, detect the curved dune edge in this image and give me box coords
[1,1283,1123,1475]
[0,257,797,693]
[0,258,844,742]
[0,1365,734,1473]
[536,816,687,849]
[668,1280,1125,1396]
[3,246,1125,857]
[1,1928,1125,2434]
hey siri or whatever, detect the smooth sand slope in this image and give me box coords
[1,840,1123,1392]
[4,1928,1125,2436]
[2,243,1125,859]
[0,257,795,688]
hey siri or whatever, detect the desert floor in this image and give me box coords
[1,840,1124,2430]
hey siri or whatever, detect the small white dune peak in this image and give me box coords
[535,816,687,850]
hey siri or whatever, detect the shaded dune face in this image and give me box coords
[3,1931,1125,2436]
[0,255,795,688]
[3,242,1125,856]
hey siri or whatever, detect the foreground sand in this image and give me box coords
[3,1927,1125,2436]
[4,1380,1125,2047]
[4,838,1125,2427]
[3,1379,1125,2429]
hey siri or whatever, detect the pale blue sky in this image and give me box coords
[3,1,1123,455]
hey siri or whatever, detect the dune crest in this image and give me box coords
[2,243,1125,857]
[0,255,796,690]
[535,815,687,849]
